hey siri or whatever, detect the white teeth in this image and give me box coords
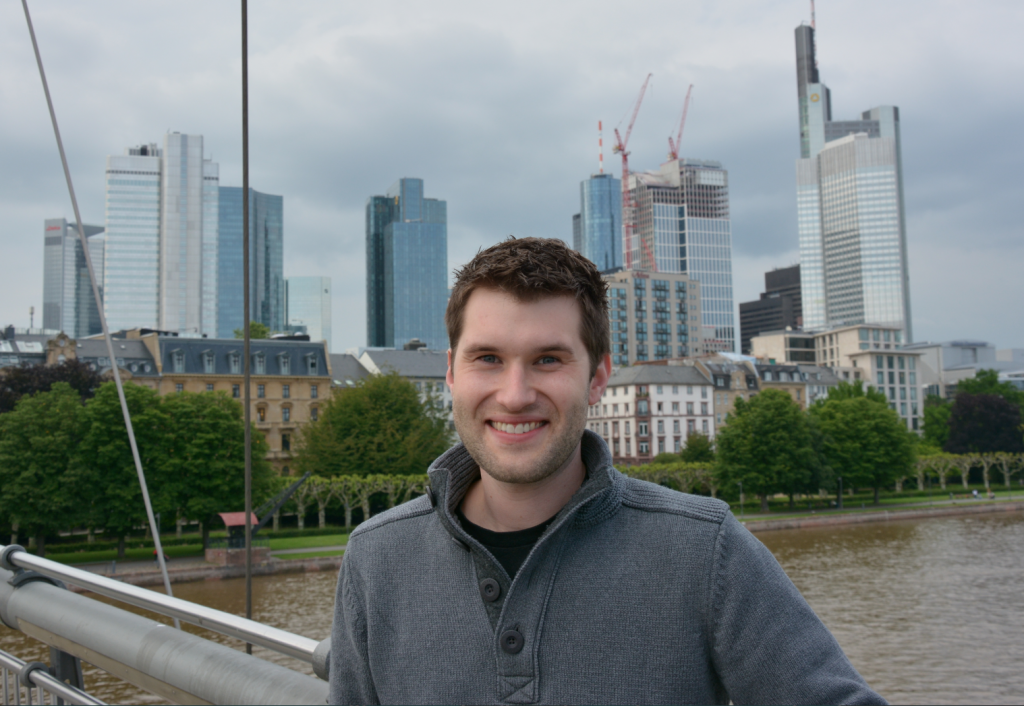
[493,421,542,434]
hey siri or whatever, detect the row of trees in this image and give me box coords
[912,451,1022,491]
[0,381,274,556]
[716,382,915,510]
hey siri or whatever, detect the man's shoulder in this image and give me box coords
[348,494,435,542]
[615,472,730,526]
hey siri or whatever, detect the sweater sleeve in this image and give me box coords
[708,513,887,705]
[329,538,380,706]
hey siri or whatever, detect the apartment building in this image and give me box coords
[588,365,714,466]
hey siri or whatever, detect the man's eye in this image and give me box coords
[479,355,499,364]
[538,356,559,365]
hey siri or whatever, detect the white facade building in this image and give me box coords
[589,365,714,465]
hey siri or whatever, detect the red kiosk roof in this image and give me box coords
[218,512,259,527]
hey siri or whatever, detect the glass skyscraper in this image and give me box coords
[575,173,622,273]
[627,159,735,352]
[102,136,220,336]
[286,276,332,350]
[103,144,162,331]
[218,187,285,338]
[42,218,105,338]
[794,24,913,340]
[365,178,448,351]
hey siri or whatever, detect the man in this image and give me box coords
[330,237,885,705]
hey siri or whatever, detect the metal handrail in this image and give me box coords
[0,545,319,664]
[0,648,105,706]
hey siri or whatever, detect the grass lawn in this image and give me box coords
[51,544,205,565]
[276,549,346,560]
[267,534,349,551]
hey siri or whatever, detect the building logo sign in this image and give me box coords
[810,93,820,103]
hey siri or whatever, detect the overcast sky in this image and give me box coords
[2,0,1021,355]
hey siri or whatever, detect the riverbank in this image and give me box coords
[742,499,1024,532]
[65,554,344,593]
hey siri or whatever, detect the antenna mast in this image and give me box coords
[598,121,604,174]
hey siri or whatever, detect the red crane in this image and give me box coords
[667,84,694,161]
[613,73,654,270]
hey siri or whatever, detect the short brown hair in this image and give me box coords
[446,237,610,375]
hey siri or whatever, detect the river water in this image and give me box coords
[2,512,1023,704]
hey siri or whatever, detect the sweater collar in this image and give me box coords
[427,429,622,544]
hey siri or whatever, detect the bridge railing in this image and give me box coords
[1,646,106,706]
[0,544,331,705]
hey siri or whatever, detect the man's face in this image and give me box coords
[447,288,611,484]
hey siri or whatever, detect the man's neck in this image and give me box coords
[460,445,586,532]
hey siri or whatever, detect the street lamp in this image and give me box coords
[837,476,843,510]
[737,481,744,520]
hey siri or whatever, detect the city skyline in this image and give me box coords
[2,1,1021,354]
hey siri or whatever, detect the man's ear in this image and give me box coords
[446,348,455,386]
[588,353,612,405]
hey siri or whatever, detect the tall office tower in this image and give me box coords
[103,136,220,335]
[286,277,332,349]
[738,265,803,354]
[159,133,219,336]
[103,143,162,331]
[365,178,448,351]
[575,173,623,272]
[217,187,285,338]
[794,24,913,340]
[572,213,582,253]
[42,218,105,338]
[626,159,735,352]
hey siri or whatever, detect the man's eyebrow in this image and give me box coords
[460,343,576,356]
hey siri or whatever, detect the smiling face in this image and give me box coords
[447,287,611,485]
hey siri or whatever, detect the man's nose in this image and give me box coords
[494,363,537,412]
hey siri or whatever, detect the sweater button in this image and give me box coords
[500,629,524,654]
[479,578,501,602]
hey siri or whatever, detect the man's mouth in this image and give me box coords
[489,421,546,435]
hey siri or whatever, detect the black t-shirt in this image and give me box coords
[457,509,556,578]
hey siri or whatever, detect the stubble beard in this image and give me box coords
[455,390,591,485]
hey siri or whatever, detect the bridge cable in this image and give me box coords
[20,0,180,629]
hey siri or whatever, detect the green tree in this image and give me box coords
[956,369,1024,406]
[680,432,715,464]
[0,383,84,556]
[945,393,1024,456]
[294,371,452,477]
[158,391,275,549]
[816,379,888,406]
[233,321,270,339]
[67,382,168,559]
[812,397,915,505]
[0,358,102,414]
[923,395,952,448]
[652,452,681,464]
[715,390,818,512]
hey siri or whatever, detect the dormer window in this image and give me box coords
[253,352,266,375]
[305,354,318,375]
[172,350,185,373]
[278,353,291,375]
[202,350,215,374]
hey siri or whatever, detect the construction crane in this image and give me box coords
[667,84,694,161]
[613,73,655,271]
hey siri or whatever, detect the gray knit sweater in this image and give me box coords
[329,430,885,705]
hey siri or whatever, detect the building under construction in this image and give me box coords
[626,158,735,353]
